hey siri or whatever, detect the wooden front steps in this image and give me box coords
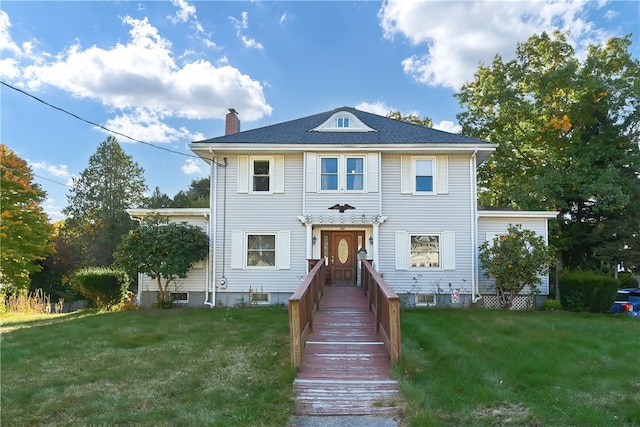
[293,286,402,415]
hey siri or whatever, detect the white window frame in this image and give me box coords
[231,230,290,270]
[415,293,436,307]
[318,155,366,192]
[170,292,189,304]
[409,233,442,269]
[250,156,273,193]
[246,233,277,268]
[413,157,436,195]
[250,292,270,305]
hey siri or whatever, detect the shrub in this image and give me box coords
[542,298,563,311]
[618,272,639,288]
[72,267,129,310]
[559,270,618,313]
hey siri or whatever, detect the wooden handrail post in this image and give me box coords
[360,260,402,363]
[289,299,302,368]
[289,260,324,370]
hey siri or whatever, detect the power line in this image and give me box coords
[33,173,71,187]
[1,80,201,159]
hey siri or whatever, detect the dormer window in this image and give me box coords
[337,116,350,128]
[311,111,376,132]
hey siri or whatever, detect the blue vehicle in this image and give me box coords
[612,288,640,315]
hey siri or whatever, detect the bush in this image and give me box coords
[72,267,130,310]
[542,298,563,311]
[618,272,639,288]
[559,270,618,313]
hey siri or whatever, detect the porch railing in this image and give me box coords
[361,259,401,364]
[288,259,325,369]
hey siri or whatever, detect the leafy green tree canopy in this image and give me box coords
[114,214,208,303]
[457,31,640,271]
[63,136,147,266]
[1,144,53,290]
[480,224,555,309]
[387,111,434,128]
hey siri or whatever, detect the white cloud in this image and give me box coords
[432,120,461,134]
[170,0,196,24]
[30,160,73,179]
[182,158,204,175]
[379,0,615,89]
[3,12,271,142]
[356,101,394,116]
[231,11,264,50]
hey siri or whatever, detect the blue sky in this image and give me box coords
[1,0,638,222]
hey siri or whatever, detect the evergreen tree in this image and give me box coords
[63,136,147,266]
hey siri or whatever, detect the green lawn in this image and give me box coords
[2,307,639,426]
[397,309,640,426]
[1,307,296,427]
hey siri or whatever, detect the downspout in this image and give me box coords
[375,151,382,269]
[220,158,228,288]
[130,216,143,305]
[204,150,217,307]
[470,150,482,303]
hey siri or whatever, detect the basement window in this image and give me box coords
[416,293,435,307]
[250,292,270,305]
[170,292,189,304]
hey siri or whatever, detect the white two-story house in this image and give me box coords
[129,107,556,308]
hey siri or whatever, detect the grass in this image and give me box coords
[1,306,296,427]
[3,306,639,426]
[396,308,640,426]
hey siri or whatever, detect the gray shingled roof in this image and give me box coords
[192,106,492,146]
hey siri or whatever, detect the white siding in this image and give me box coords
[477,216,551,295]
[378,154,475,296]
[137,214,209,294]
[213,154,306,295]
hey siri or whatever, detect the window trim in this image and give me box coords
[413,157,436,195]
[250,292,271,305]
[415,293,436,307]
[409,233,442,269]
[170,292,189,304]
[246,233,277,268]
[318,155,366,193]
[250,156,273,193]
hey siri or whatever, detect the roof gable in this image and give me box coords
[310,110,376,133]
[192,106,493,146]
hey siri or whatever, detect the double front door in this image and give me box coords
[320,230,365,286]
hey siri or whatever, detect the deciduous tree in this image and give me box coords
[114,214,208,304]
[480,224,555,309]
[457,31,640,273]
[387,111,433,128]
[1,144,53,290]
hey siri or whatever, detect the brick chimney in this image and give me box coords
[225,108,240,135]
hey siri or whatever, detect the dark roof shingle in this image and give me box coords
[193,106,492,146]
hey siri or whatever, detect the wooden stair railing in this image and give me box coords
[288,259,325,369]
[361,259,401,364]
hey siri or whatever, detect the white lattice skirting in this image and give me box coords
[482,295,534,310]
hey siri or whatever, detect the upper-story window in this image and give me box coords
[321,158,339,190]
[346,157,364,190]
[415,159,434,192]
[320,156,365,191]
[237,155,284,194]
[310,111,376,132]
[252,159,270,192]
[337,116,350,128]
